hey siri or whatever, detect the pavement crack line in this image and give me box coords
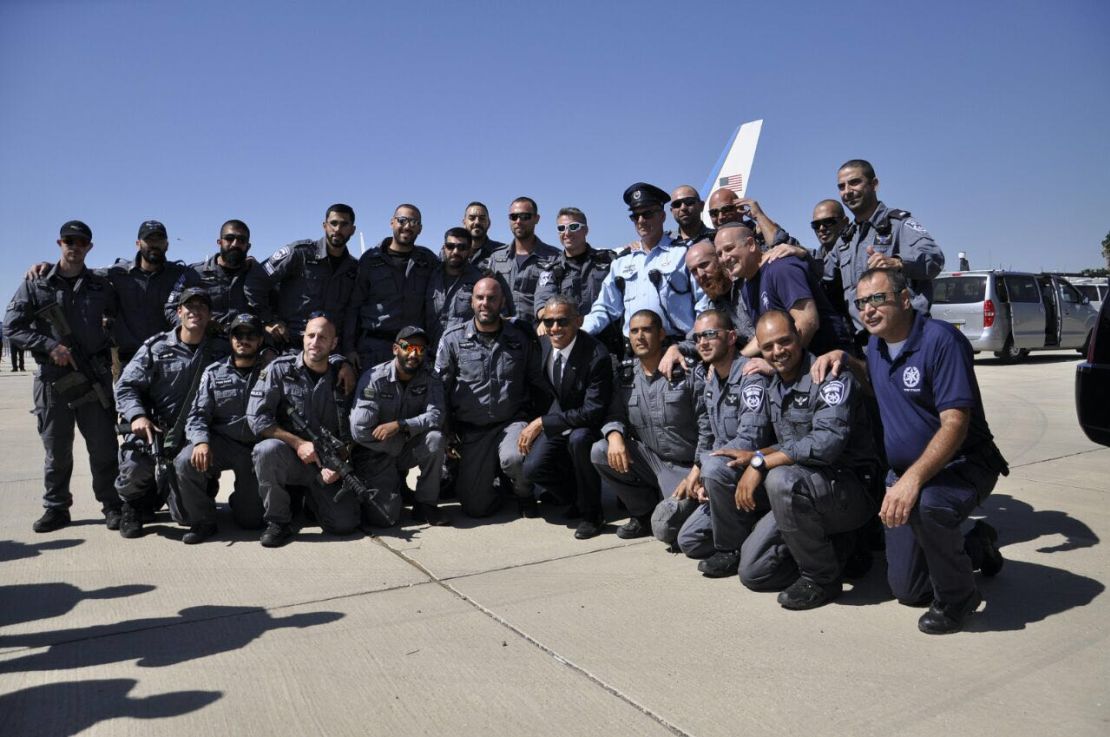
[1008,447,1108,469]
[369,536,697,737]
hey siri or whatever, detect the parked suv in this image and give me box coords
[931,271,1098,361]
[1067,277,1108,311]
[1076,295,1110,446]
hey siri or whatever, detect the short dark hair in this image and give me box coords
[465,201,489,215]
[444,227,472,245]
[695,308,733,330]
[756,309,798,337]
[713,222,754,241]
[326,203,355,224]
[859,267,908,294]
[838,159,876,180]
[629,309,663,331]
[395,203,422,219]
[557,207,587,225]
[511,196,538,214]
[220,219,250,239]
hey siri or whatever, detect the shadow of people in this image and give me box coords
[0,679,220,737]
[0,605,344,673]
[981,493,1100,553]
[0,583,156,628]
[0,538,83,562]
[967,558,1104,632]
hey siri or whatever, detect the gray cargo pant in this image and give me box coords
[251,438,360,534]
[455,421,528,518]
[353,430,445,527]
[589,437,690,516]
[172,437,264,529]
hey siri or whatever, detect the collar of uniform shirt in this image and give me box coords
[630,233,673,253]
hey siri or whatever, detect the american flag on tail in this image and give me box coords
[719,174,744,192]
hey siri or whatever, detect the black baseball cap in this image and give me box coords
[59,220,92,240]
[395,326,429,343]
[137,220,167,240]
[228,313,263,334]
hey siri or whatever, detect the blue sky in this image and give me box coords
[1,0,1107,295]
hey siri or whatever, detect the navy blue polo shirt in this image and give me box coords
[866,312,994,474]
[742,256,844,354]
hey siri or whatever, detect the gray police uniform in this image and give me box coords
[833,202,945,332]
[669,225,716,248]
[247,353,360,534]
[167,254,273,329]
[174,357,266,529]
[345,239,440,369]
[533,246,623,355]
[434,319,550,517]
[100,257,191,363]
[737,354,880,592]
[589,358,711,549]
[470,238,504,269]
[424,262,482,356]
[350,360,445,526]
[115,330,229,506]
[263,238,358,351]
[485,239,560,324]
[582,235,704,340]
[4,266,120,513]
[698,356,776,558]
[688,280,756,346]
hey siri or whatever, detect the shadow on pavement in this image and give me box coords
[969,559,1105,632]
[0,605,344,673]
[983,493,1100,552]
[0,538,83,562]
[0,583,156,628]
[0,678,220,737]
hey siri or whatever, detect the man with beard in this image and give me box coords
[248,314,360,547]
[486,197,560,324]
[167,220,272,331]
[263,204,359,353]
[668,185,715,247]
[715,223,852,357]
[533,208,621,357]
[732,310,880,609]
[345,204,439,371]
[590,309,711,548]
[115,288,230,539]
[434,277,550,518]
[173,312,268,544]
[351,326,448,527]
[689,310,776,578]
[583,183,703,343]
[4,220,121,532]
[462,201,504,267]
[425,227,482,358]
[519,296,612,539]
[833,159,945,336]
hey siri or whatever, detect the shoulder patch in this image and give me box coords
[742,384,764,411]
[362,384,375,400]
[820,379,845,406]
[903,218,927,234]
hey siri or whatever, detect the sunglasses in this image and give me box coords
[396,339,426,355]
[810,217,842,231]
[671,197,699,209]
[443,241,470,251]
[707,205,738,219]
[231,330,261,340]
[629,208,662,222]
[394,216,420,226]
[853,292,894,311]
[508,212,535,222]
[221,233,248,243]
[691,328,725,343]
[60,237,90,247]
[541,317,572,328]
[556,222,585,233]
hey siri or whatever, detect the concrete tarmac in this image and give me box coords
[0,352,1106,736]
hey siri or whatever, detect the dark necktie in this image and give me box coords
[552,352,563,389]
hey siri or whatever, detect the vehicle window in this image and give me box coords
[1077,285,1100,302]
[1002,276,1040,303]
[934,276,986,304]
[1058,283,1080,304]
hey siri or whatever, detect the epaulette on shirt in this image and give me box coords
[591,249,616,265]
[613,245,632,258]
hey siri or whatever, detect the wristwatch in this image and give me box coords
[750,451,767,473]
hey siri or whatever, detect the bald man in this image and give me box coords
[706,189,797,250]
[669,185,715,247]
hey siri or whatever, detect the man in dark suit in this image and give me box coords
[519,295,614,539]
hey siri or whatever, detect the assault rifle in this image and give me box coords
[284,405,391,520]
[35,302,113,410]
[117,422,176,501]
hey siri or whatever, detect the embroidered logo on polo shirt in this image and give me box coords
[902,366,921,389]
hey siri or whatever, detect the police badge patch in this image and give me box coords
[742,384,764,411]
[362,384,375,399]
[904,219,927,233]
[902,366,921,389]
[820,380,845,406]
[263,247,289,275]
[538,271,553,286]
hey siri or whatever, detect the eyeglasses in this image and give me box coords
[629,208,662,222]
[707,205,738,219]
[810,217,841,231]
[508,212,535,222]
[692,329,725,343]
[443,241,470,251]
[853,292,893,310]
[556,222,585,233]
[231,330,260,340]
[394,216,420,226]
[395,340,426,355]
[221,233,248,243]
[671,197,699,209]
